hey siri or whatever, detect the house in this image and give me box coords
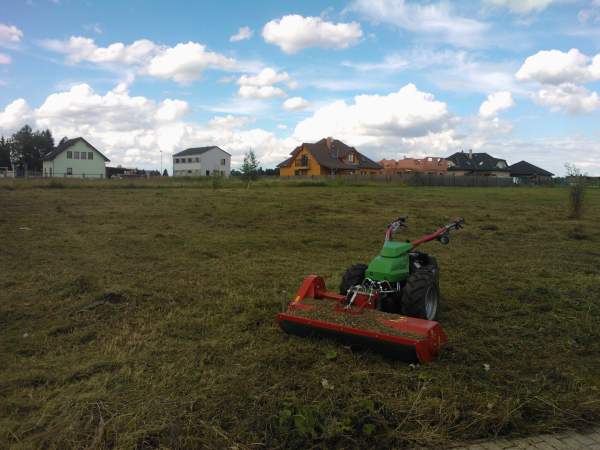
[172,146,231,177]
[445,150,511,177]
[40,137,110,179]
[509,161,554,181]
[379,157,448,175]
[277,137,382,176]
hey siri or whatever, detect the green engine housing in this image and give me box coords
[365,241,413,283]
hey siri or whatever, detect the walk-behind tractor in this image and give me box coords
[277,216,465,364]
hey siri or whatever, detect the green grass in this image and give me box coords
[1,178,599,449]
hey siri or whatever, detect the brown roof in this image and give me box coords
[277,138,382,171]
[40,137,110,162]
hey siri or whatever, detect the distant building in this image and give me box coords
[277,137,382,176]
[379,157,447,175]
[509,160,554,181]
[445,150,510,177]
[40,137,110,179]
[172,146,231,177]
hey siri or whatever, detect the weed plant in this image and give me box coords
[0,181,599,449]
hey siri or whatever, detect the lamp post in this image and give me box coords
[160,150,162,175]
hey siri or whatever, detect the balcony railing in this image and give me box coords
[295,159,310,168]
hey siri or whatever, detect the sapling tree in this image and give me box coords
[211,169,223,190]
[241,149,260,189]
[564,163,587,219]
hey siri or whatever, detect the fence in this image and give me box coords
[279,173,515,187]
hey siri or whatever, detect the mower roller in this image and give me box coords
[277,216,465,364]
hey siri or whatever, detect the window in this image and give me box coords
[361,157,366,162]
[221,159,226,165]
[74,152,79,159]
[361,171,366,175]
[188,170,192,173]
[428,158,432,162]
[414,160,420,165]
[196,158,199,162]
[348,154,355,163]
[405,170,411,174]
[67,168,73,175]
[206,170,210,176]
[67,151,72,159]
[295,170,300,175]
[188,158,192,163]
[88,152,93,160]
[81,152,86,159]
[330,153,336,159]
[175,159,179,163]
[428,171,434,174]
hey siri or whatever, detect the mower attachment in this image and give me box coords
[277,276,447,364]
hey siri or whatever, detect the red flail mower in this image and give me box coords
[277,216,465,364]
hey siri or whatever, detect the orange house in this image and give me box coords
[379,157,448,175]
[277,137,382,176]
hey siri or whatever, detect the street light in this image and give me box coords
[160,150,162,175]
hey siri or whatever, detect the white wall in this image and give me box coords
[172,147,230,177]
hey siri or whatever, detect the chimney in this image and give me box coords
[469,149,473,159]
[327,137,332,148]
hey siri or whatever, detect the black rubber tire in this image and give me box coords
[339,264,368,295]
[401,270,440,321]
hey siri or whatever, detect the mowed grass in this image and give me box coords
[0,178,599,449]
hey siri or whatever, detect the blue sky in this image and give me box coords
[1,0,599,175]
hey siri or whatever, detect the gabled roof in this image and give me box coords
[39,137,110,162]
[509,160,554,177]
[445,152,510,173]
[173,146,231,157]
[277,139,382,171]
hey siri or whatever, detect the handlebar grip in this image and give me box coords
[457,218,465,224]
[397,215,409,222]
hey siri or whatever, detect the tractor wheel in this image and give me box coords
[339,264,368,295]
[401,270,440,321]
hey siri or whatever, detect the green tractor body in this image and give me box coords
[366,241,413,283]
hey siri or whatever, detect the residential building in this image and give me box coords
[40,137,110,178]
[277,137,382,176]
[509,161,555,181]
[445,150,511,177]
[172,146,231,177]
[379,157,447,175]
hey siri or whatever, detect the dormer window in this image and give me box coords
[361,157,366,162]
[330,153,336,158]
[348,154,355,163]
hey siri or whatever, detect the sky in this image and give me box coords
[1,0,599,176]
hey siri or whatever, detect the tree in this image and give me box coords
[0,136,11,169]
[162,169,169,176]
[240,149,260,189]
[9,125,54,173]
[211,169,223,190]
[564,163,587,219]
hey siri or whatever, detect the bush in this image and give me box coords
[564,163,587,219]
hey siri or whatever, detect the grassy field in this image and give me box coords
[1,178,599,449]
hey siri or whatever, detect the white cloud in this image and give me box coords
[207,115,256,129]
[293,84,456,146]
[529,83,600,115]
[262,15,363,53]
[0,83,298,169]
[236,68,289,86]
[0,24,23,42]
[142,42,237,84]
[350,0,490,48]
[218,75,236,83]
[484,0,572,14]
[230,26,254,42]
[479,91,516,119]
[578,9,600,24]
[0,53,10,64]
[237,85,287,99]
[40,37,238,85]
[287,81,301,90]
[282,97,314,111]
[516,49,600,85]
[278,124,287,129]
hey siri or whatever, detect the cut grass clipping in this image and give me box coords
[0,178,599,449]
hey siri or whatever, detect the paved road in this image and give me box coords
[452,427,600,450]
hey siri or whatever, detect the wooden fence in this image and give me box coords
[278,173,515,187]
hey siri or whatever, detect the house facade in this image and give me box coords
[445,150,511,177]
[40,138,110,178]
[172,146,231,177]
[277,137,382,176]
[379,157,448,175]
